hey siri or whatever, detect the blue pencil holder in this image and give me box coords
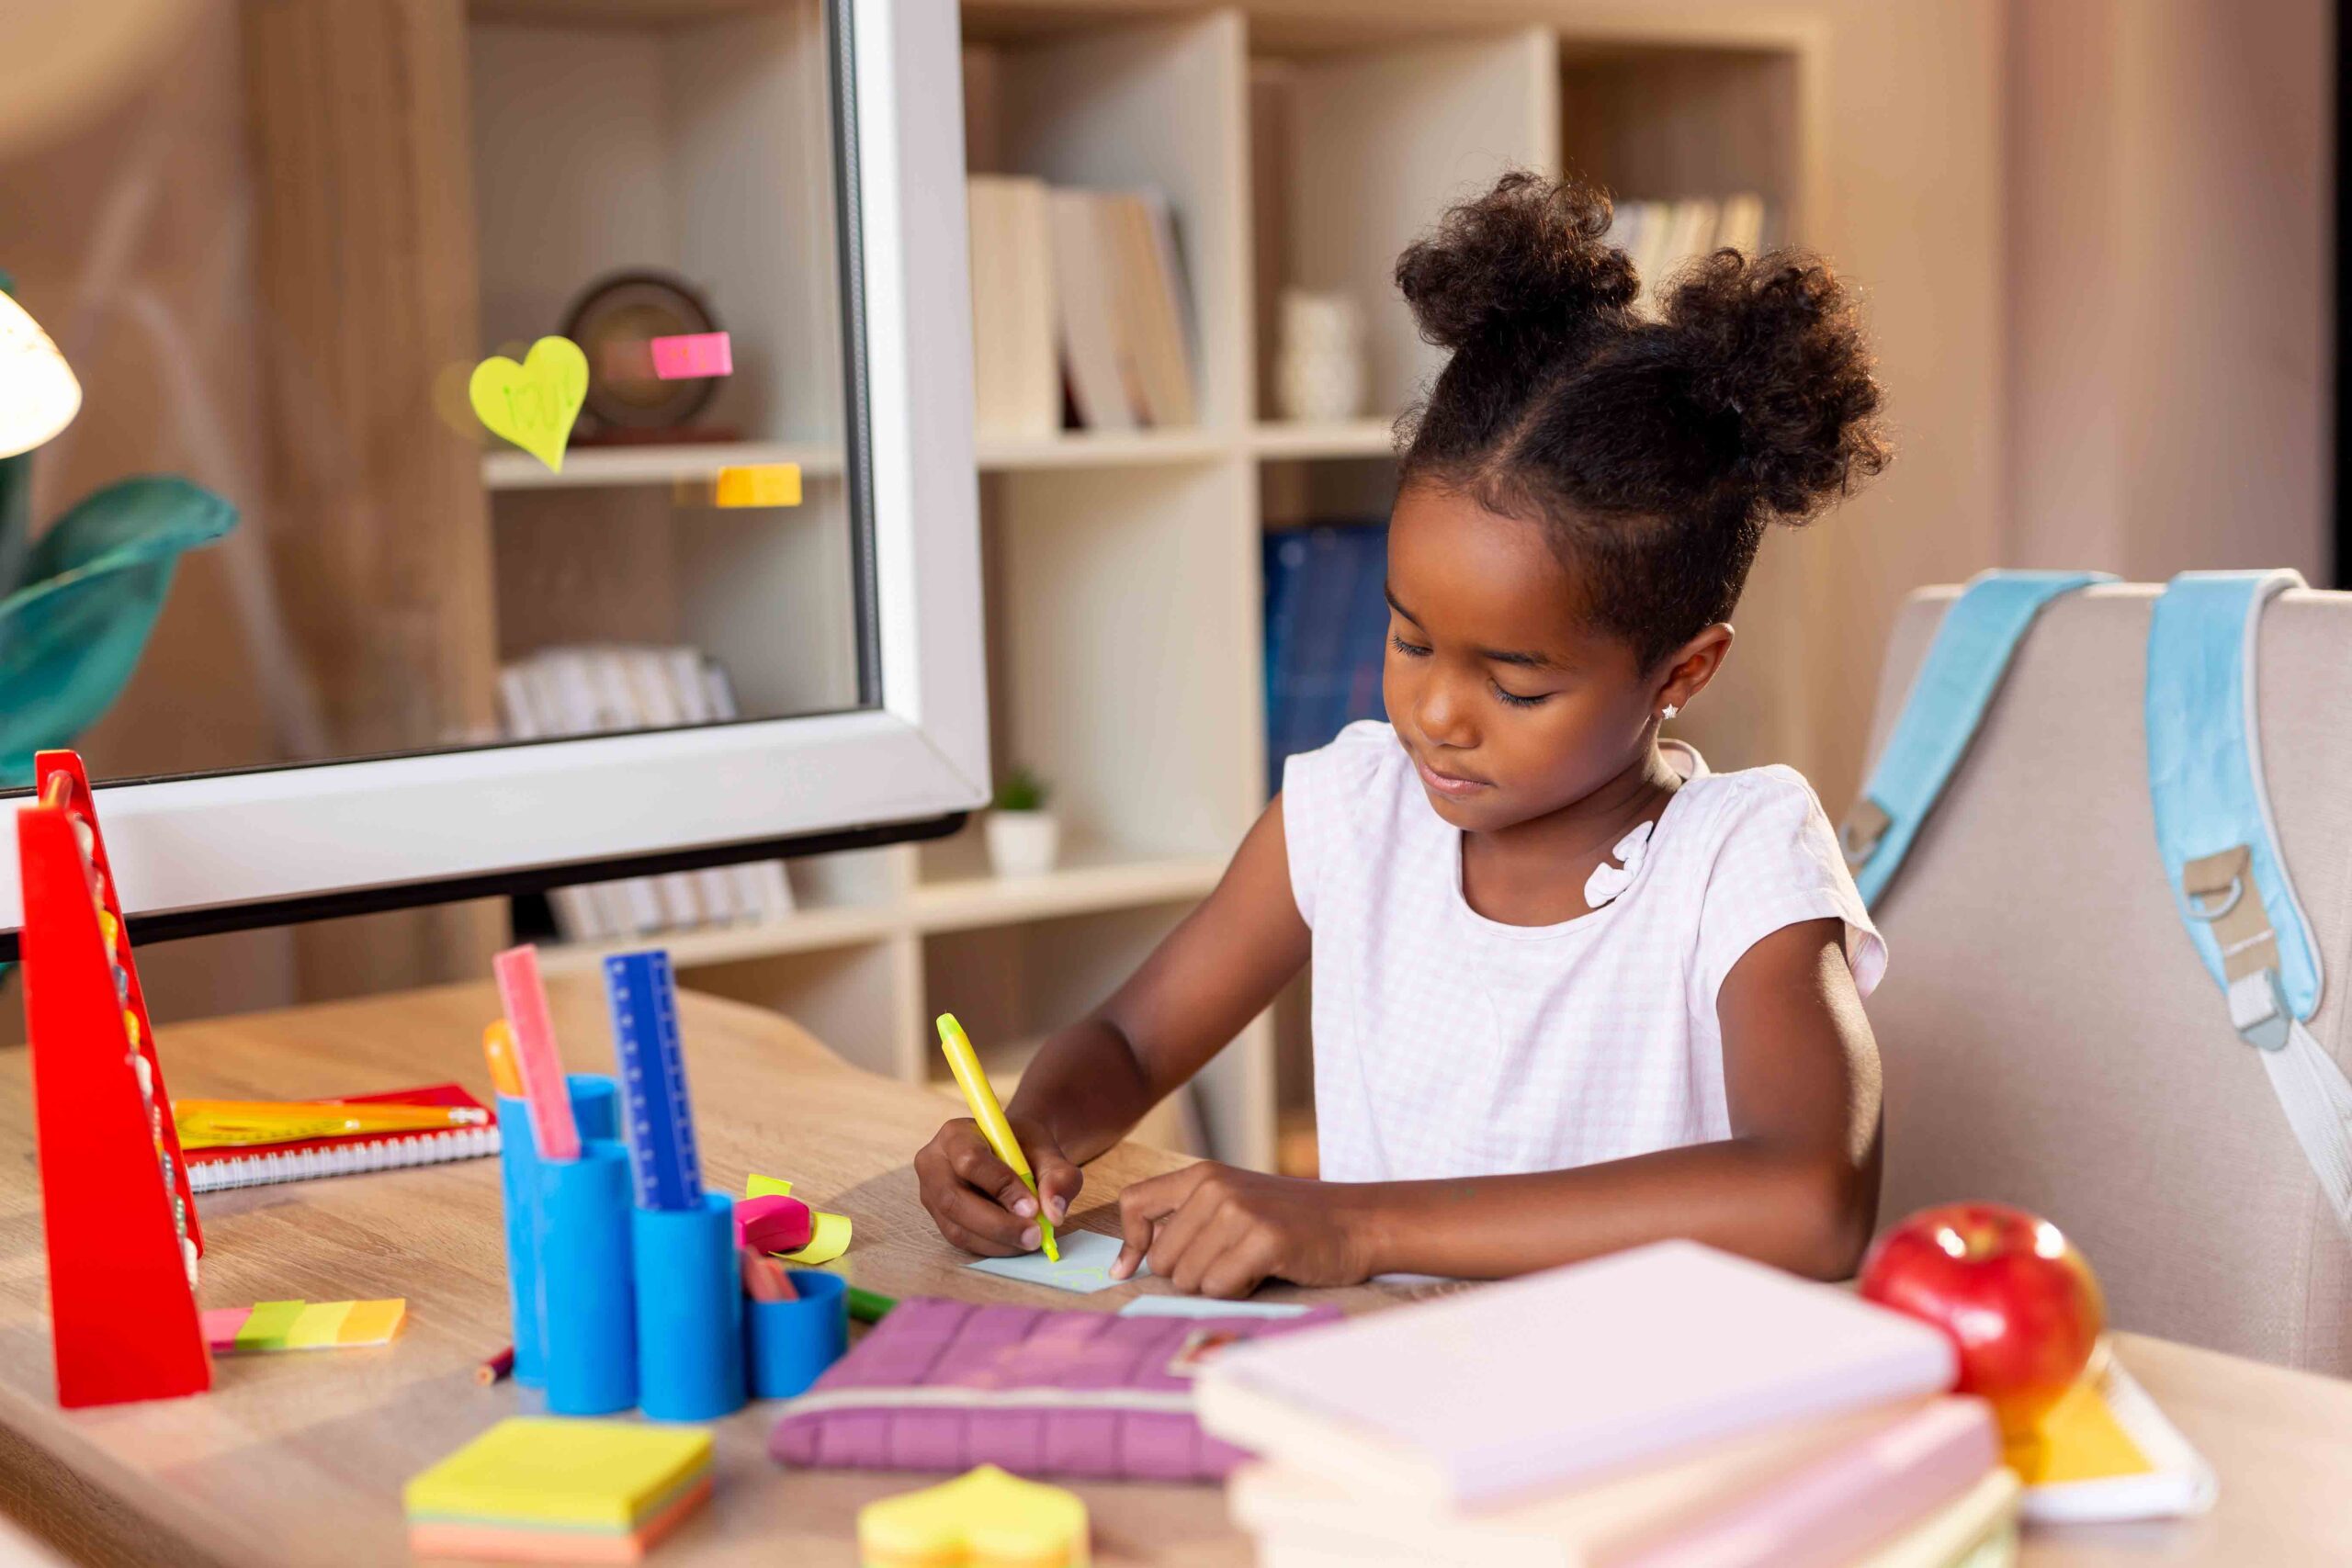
[535,1138,638,1415]
[630,1190,746,1421]
[745,1269,848,1399]
[497,1074,621,1389]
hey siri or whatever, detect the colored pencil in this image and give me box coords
[475,1346,515,1385]
[847,1285,898,1325]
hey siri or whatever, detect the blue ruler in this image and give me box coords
[602,950,701,1211]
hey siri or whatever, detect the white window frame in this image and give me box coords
[0,0,986,937]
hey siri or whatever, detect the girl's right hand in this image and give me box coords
[914,1115,1083,1257]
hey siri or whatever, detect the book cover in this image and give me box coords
[1197,1240,1958,1510]
[1047,188,1136,431]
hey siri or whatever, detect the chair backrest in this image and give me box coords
[1864,581,2352,1374]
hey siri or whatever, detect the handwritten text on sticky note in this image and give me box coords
[469,337,588,472]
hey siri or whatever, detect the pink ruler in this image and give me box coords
[492,945,580,1161]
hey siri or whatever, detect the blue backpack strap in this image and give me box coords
[2148,569,2352,1235]
[1844,570,2113,907]
[2147,569,2322,1025]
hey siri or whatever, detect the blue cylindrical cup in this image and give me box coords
[536,1138,638,1415]
[568,1073,619,1142]
[631,1191,746,1421]
[497,1074,622,1389]
[745,1269,848,1399]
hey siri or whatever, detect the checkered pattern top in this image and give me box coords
[1285,722,1885,1183]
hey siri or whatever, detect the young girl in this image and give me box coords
[917,171,1892,1297]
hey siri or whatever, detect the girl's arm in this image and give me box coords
[913,795,1311,1256]
[1112,918,1882,1292]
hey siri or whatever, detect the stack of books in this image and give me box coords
[1202,1241,2021,1568]
[967,173,1197,437]
[1606,193,1774,312]
[496,643,796,942]
[406,1417,714,1562]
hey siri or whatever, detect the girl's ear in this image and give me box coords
[1655,624,1735,717]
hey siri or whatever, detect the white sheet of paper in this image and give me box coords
[965,1229,1136,1293]
[1118,1296,1310,1319]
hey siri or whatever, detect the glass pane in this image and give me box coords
[0,0,873,792]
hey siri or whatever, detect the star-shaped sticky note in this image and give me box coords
[857,1464,1088,1568]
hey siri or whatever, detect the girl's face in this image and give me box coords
[1381,481,1669,834]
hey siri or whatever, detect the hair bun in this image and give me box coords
[1657,252,1890,520]
[1395,170,1639,354]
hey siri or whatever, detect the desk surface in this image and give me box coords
[1,983,2347,1566]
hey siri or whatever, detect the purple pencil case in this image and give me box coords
[766,1297,1340,1483]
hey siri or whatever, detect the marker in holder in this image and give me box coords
[535,1138,637,1416]
[631,1190,746,1420]
[745,1269,848,1399]
[497,1075,619,1389]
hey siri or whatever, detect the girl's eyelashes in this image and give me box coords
[1491,682,1549,709]
[1389,633,1431,659]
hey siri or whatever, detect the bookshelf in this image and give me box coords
[346,0,1821,1175]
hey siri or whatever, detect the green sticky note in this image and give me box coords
[235,1299,308,1350]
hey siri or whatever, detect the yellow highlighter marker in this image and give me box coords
[936,1012,1058,1261]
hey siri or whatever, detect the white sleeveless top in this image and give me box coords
[1283,721,1885,1184]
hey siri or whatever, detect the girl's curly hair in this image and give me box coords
[1396,171,1891,670]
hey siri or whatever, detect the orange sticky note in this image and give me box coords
[714,464,800,508]
[337,1298,408,1346]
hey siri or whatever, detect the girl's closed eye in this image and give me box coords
[1491,682,1548,708]
[1389,633,1430,659]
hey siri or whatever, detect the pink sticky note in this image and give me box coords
[650,332,732,380]
[492,945,579,1162]
[201,1306,250,1353]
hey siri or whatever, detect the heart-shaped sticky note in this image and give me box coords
[469,336,587,471]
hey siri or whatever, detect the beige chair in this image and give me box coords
[1861,581,2352,1375]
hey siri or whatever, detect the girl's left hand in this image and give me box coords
[1111,1163,1378,1297]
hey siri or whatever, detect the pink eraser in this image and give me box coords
[736,1194,814,1255]
[650,332,732,380]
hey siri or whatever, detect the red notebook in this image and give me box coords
[180,1084,500,1193]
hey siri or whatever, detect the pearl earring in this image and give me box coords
[1660,705,1679,721]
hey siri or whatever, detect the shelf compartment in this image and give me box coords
[483,441,846,492]
[1249,418,1398,460]
[976,429,1234,472]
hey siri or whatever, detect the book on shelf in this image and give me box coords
[978,177,1198,435]
[966,174,1060,439]
[1605,194,1776,312]
[493,645,797,943]
[1206,1241,2021,1568]
[1262,523,1389,798]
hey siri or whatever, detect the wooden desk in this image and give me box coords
[0,984,2346,1565]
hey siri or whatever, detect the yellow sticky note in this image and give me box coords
[746,1174,848,1262]
[714,463,800,508]
[859,1464,1089,1568]
[2015,1378,2155,1484]
[284,1300,356,1348]
[782,1210,852,1265]
[405,1417,712,1532]
[469,337,587,472]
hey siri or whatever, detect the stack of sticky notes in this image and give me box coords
[1204,1241,2024,1568]
[203,1298,406,1354]
[405,1417,714,1562]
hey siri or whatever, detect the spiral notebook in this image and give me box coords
[182,1084,500,1193]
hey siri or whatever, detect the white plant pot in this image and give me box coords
[985,810,1061,878]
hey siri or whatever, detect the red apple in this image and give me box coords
[1859,1202,2105,1437]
